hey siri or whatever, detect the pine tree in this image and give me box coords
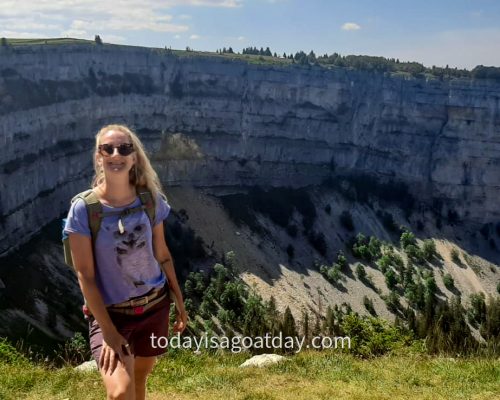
[266,296,281,335]
[302,310,310,344]
[280,306,298,337]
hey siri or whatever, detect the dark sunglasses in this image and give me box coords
[98,143,135,156]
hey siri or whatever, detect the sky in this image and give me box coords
[1,0,500,69]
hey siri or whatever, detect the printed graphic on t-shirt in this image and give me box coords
[113,223,151,287]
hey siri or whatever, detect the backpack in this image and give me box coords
[62,187,156,268]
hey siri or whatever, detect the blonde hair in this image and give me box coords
[91,124,164,200]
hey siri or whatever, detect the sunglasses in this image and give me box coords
[98,143,135,156]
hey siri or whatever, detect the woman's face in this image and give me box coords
[96,129,136,179]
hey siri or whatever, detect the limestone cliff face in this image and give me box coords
[1,44,500,254]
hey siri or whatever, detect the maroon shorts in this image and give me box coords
[89,295,171,365]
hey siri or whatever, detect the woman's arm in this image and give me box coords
[69,233,129,372]
[152,222,187,333]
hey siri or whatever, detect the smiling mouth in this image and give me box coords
[109,162,125,171]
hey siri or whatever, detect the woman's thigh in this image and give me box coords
[100,354,135,399]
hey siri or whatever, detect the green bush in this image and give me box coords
[356,264,367,281]
[443,273,455,290]
[0,338,27,365]
[400,229,416,248]
[363,296,377,316]
[422,239,437,261]
[340,314,410,357]
[450,248,461,264]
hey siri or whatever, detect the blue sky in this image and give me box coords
[1,0,499,69]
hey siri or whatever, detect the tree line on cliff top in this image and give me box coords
[218,46,500,81]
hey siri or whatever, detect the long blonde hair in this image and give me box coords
[91,124,165,200]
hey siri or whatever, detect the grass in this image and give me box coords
[0,350,498,400]
[2,38,95,46]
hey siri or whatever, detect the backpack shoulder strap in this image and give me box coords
[73,189,103,244]
[137,186,156,226]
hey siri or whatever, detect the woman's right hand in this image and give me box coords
[100,329,131,375]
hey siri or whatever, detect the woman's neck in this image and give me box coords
[97,178,136,206]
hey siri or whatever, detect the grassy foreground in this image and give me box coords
[1,350,499,400]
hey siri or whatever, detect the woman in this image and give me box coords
[65,124,187,400]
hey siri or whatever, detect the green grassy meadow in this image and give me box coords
[1,349,498,400]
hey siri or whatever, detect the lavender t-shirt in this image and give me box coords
[64,193,170,306]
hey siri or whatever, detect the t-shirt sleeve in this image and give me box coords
[154,193,171,226]
[64,198,91,237]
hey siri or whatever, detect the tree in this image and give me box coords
[94,35,103,45]
[443,273,454,290]
[400,229,416,249]
[266,296,281,335]
[280,306,298,338]
[422,239,437,261]
[242,292,267,336]
[356,264,367,281]
[1,37,7,47]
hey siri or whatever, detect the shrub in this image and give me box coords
[467,293,486,328]
[377,251,404,274]
[363,296,377,316]
[384,268,398,290]
[443,273,455,290]
[422,239,437,261]
[58,332,90,365]
[94,34,103,45]
[356,264,367,281]
[383,292,401,313]
[352,233,380,262]
[405,244,424,264]
[400,229,416,248]
[0,338,27,364]
[340,314,410,357]
[320,264,343,285]
[450,248,461,264]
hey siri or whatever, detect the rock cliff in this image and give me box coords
[1,44,500,255]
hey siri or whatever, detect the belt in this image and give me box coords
[107,287,167,315]
[110,287,165,309]
[82,287,169,318]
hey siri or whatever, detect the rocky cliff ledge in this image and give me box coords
[1,44,500,254]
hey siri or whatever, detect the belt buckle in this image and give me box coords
[130,297,148,307]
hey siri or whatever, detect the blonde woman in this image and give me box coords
[64,124,187,400]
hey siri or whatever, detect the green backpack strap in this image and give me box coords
[137,186,156,226]
[72,189,103,246]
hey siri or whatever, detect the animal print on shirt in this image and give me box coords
[113,223,151,287]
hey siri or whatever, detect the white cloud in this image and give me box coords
[341,22,361,31]
[190,34,200,39]
[178,14,192,20]
[174,34,181,39]
[237,36,245,41]
[178,0,243,7]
